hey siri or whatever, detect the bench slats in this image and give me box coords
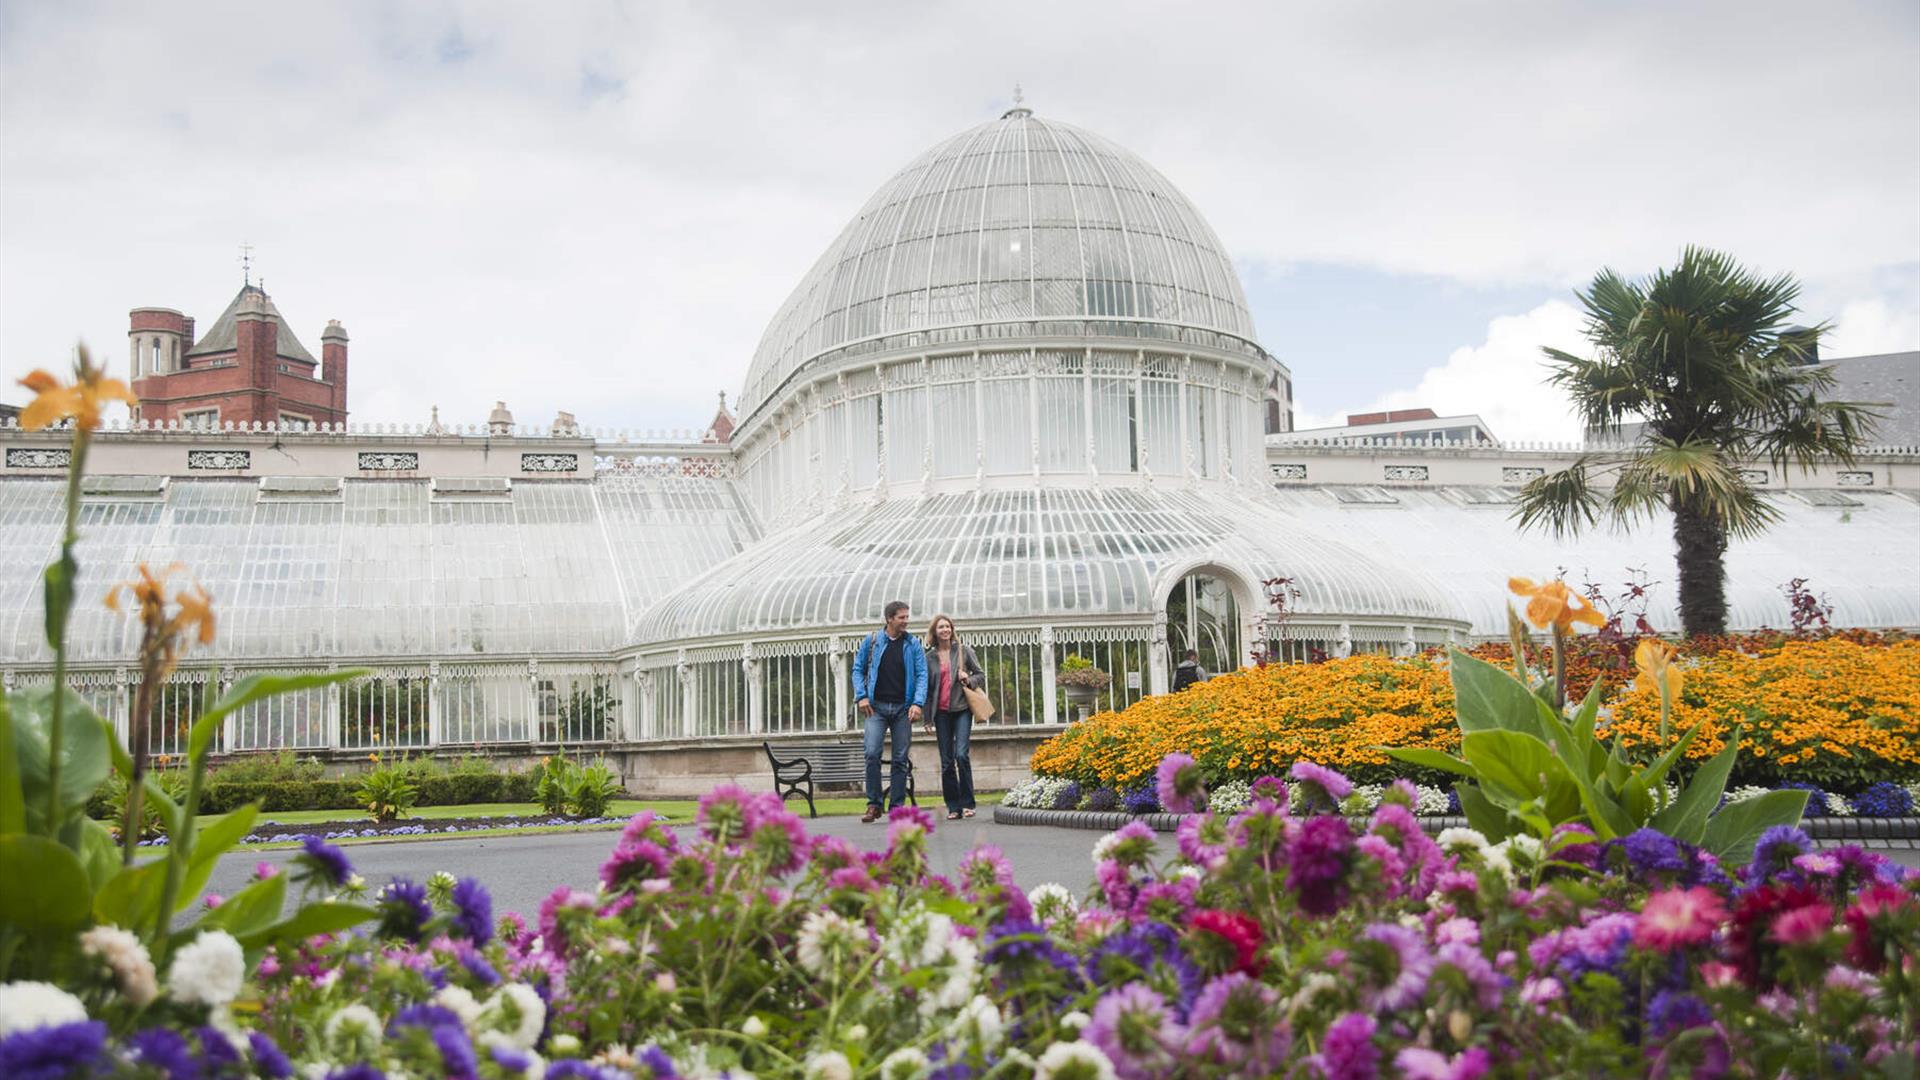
[764,740,915,818]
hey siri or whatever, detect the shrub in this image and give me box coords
[1056,653,1112,691]
[535,755,572,816]
[99,767,189,840]
[357,760,419,822]
[564,759,625,818]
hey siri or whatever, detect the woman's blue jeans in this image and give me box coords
[933,708,975,812]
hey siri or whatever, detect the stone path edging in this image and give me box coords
[992,805,1920,844]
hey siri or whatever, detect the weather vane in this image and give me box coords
[1012,82,1024,108]
[240,242,254,287]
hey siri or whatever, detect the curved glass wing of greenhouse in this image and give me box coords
[740,109,1259,421]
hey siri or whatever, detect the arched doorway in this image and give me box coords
[1164,571,1241,682]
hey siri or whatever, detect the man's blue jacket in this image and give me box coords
[851,628,928,708]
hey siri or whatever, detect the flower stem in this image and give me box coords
[44,428,88,834]
[1551,624,1567,710]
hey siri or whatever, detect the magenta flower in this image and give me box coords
[1768,899,1835,947]
[1315,1011,1379,1080]
[1395,1046,1491,1080]
[1288,760,1352,812]
[1287,814,1354,916]
[1176,813,1230,873]
[1250,775,1290,811]
[1184,973,1287,1070]
[600,839,673,893]
[1359,923,1433,1011]
[1435,940,1504,1009]
[1155,752,1207,815]
[1085,981,1182,1080]
[536,887,596,956]
[1634,887,1728,952]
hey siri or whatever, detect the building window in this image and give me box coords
[181,408,219,430]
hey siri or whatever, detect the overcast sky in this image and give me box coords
[2,1,1915,442]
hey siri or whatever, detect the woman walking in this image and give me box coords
[924,614,985,820]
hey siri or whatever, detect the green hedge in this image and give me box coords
[88,763,540,817]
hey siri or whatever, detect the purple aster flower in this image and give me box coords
[298,835,354,887]
[326,1067,388,1080]
[390,1003,465,1034]
[378,877,434,941]
[1085,982,1183,1080]
[636,1044,679,1078]
[432,1024,480,1079]
[195,1025,242,1073]
[1549,823,1603,871]
[248,1031,294,1078]
[1183,973,1287,1070]
[987,916,1086,994]
[127,1028,196,1080]
[450,877,493,944]
[1176,812,1230,873]
[1097,857,1139,912]
[601,839,673,893]
[1394,1046,1491,1080]
[1355,835,1408,899]
[1316,1011,1380,1080]
[1251,775,1290,811]
[0,1020,108,1080]
[1435,940,1504,1009]
[1616,828,1687,881]
[1155,752,1207,815]
[1748,826,1814,885]
[491,1045,535,1073]
[547,1062,626,1080]
[1288,760,1352,812]
[1358,923,1433,1010]
[1646,989,1715,1038]
[458,947,501,986]
[1287,814,1355,916]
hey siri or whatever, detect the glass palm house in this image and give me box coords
[2,106,1916,761]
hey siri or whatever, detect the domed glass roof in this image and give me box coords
[741,110,1258,418]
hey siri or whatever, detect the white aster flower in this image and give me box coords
[1287,972,1339,1018]
[917,932,980,1016]
[478,1032,545,1075]
[1497,834,1544,868]
[550,1033,582,1055]
[884,909,957,969]
[1478,845,1515,885]
[879,1046,930,1080]
[324,1003,382,1060]
[1027,883,1077,921]
[1058,1010,1091,1033]
[0,980,88,1035]
[805,1050,854,1080]
[1435,827,1489,854]
[949,993,1004,1049]
[1033,1040,1119,1080]
[843,1024,868,1042]
[742,1014,769,1038]
[1090,831,1123,864]
[478,983,547,1050]
[168,930,245,1006]
[434,985,483,1027]
[796,909,865,978]
[80,925,158,1007]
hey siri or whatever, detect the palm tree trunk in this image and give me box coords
[1671,493,1729,637]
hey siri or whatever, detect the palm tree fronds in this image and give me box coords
[1511,459,1603,539]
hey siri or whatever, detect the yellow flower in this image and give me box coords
[1508,576,1605,632]
[17,349,136,431]
[1633,638,1684,699]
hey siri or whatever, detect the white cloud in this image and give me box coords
[0,2,1914,430]
[1824,298,1920,359]
[1324,301,1590,444]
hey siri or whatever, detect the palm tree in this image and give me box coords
[1514,247,1880,637]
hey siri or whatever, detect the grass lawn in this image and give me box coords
[215,791,1004,830]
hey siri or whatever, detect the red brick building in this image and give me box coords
[128,284,349,428]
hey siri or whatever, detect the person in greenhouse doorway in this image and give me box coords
[923,614,986,820]
[851,600,927,822]
[1173,649,1209,691]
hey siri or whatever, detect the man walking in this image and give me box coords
[851,600,927,822]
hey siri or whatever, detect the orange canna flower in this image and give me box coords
[172,581,216,646]
[1508,576,1606,633]
[18,349,136,432]
[1633,638,1684,700]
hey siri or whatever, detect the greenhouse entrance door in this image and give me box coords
[1165,572,1240,681]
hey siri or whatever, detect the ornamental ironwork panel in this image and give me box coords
[1838,470,1875,487]
[1383,465,1430,482]
[1737,468,1770,484]
[521,453,579,473]
[5,447,71,469]
[358,451,421,471]
[187,449,251,470]
[1501,467,1545,484]
[1270,463,1308,480]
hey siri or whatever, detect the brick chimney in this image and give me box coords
[322,319,350,421]
[234,287,277,421]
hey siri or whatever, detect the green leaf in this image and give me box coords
[236,901,378,951]
[77,817,121,890]
[0,833,93,930]
[1702,789,1810,865]
[1381,747,1478,778]
[1651,729,1742,845]
[1621,726,1702,822]
[94,858,167,928]
[41,551,76,651]
[1450,649,1545,738]
[1454,783,1513,842]
[9,687,110,830]
[0,694,23,834]
[188,804,260,872]
[198,873,287,939]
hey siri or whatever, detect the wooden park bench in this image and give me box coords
[763,740,915,818]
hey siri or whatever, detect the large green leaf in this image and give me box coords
[1620,726,1702,822]
[1703,789,1810,865]
[1463,730,1583,830]
[198,873,287,939]
[0,833,92,930]
[0,694,23,834]
[94,858,167,928]
[1380,747,1477,778]
[1454,783,1514,842]
[41,551,75,651]
[1651,730,1743,845]
[77,817,121,890]
[190,805,260,871]
[236,901,378,951]
[9,687,110,830]
[1450,649,1545,738]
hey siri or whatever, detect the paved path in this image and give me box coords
[201,818,1920,923]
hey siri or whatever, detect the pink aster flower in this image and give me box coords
[1250,775,1290,811]
[1433,917,1480,948]
[1396,1046,1491,1080]
[1698,961,1740,988]
[1769,899,1835,947]
[1288,760,1352,812]
[1359,923,1432,1011]
[1176,813,1230,873]
[1355,834,1408,900]
[1155,752,1207,815]
[1634,887,1728,952]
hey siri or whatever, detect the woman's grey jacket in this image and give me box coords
[925,642,985,713]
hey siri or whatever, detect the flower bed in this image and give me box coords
[5,773,1917,1078]
[1029,638,1920,797]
